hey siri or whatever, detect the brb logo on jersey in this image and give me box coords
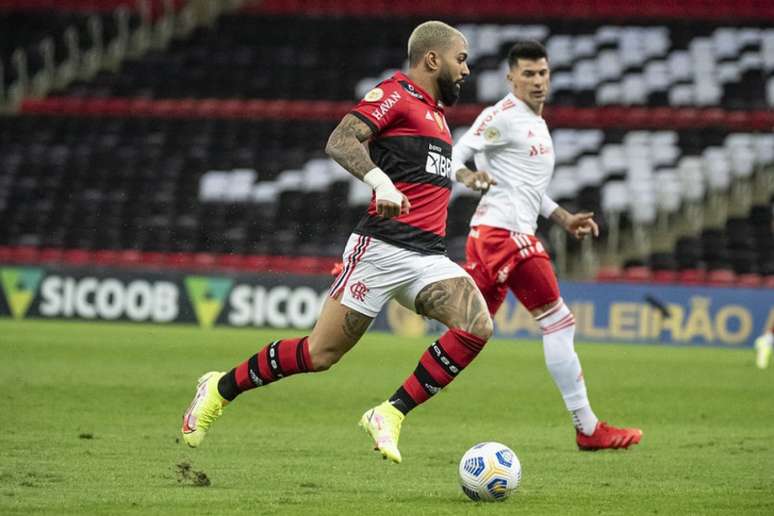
[425,143,452,179]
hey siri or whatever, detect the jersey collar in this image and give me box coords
[507,92,542,119]
[393,71,443,111]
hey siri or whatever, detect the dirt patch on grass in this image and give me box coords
[176,462,210,487]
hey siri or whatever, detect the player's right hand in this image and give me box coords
[375,188,410,218]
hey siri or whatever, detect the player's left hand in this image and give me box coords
[566,212,599,240]
[461,170,497,193]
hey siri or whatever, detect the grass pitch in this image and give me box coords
[1,319,772,515]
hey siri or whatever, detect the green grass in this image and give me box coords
[1,319,772,515]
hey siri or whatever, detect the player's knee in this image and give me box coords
[468,312,494,342]
[531,298,562,319]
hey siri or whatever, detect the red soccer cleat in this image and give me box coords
[576,421,643,451]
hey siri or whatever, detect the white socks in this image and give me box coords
[571,405,598,436]
[537,300,598,436]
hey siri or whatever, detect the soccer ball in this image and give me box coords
[458,442,521,502]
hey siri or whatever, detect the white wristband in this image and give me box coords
[363,167,393,190]
[363,167,402,206]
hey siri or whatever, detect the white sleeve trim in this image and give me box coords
[540,195,559,218]
[451,141,476,181]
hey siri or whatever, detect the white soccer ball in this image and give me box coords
[458,442,521,502]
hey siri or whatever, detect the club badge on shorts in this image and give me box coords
[350,281,369,301]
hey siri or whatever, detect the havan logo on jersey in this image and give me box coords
[425,143,452,179]
[371,91,402,121]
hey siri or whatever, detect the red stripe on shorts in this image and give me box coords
[334,236,371,298]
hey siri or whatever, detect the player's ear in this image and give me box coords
[425,50,441,72]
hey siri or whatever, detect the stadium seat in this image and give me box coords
[595,266,622,282]
[1,8,771,285]
[622,266,652,283]
[705,268,736,286]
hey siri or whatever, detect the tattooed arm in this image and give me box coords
[324,114,377,180]
[325,113,410,217]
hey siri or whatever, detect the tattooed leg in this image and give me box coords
[306,294,373,371]
[387,277,494,415]
[415,276,493,340]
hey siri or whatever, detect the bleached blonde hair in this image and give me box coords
[407,21,465,67]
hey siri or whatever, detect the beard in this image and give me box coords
[437,67,462,106]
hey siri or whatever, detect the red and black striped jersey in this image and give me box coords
[349,72,453,255]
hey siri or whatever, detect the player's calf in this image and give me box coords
[216,336,313,402]
[387,327,488,415]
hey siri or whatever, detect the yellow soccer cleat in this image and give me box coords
[181,371,228,448]
[359,401,405,464]
[755,334,772,370]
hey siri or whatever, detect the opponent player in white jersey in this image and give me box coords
[451,40,642,450]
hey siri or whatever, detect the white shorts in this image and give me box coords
[329,233,470,318]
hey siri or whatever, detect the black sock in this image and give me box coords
[388,387,416,415]
[217,369,240,402]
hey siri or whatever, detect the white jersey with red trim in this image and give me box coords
[452,93,555,235]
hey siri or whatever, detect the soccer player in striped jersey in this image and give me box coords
[182,21,494,463]
[452,40,642,450]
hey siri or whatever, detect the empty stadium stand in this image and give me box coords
[0,1,771,286]
[35,14,773,111]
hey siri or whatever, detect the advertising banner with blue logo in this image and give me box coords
[0,263,771,348]
[0,264,332,330]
